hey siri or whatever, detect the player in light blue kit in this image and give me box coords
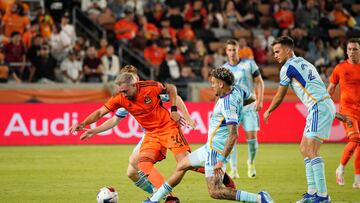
[264,36,335,203]
[222,39,264,178]
[143,67,273,203]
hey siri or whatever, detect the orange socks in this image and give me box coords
[138,158,165,189]
[340,141,358,166]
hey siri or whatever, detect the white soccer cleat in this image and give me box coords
[335,168,345,186]
[247,160,256,178]
[229,169,239,179]
[352,182,360,189]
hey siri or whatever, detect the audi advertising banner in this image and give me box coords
[0,103,346,145]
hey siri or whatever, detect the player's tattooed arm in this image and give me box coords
[222,124,239,159]
[335,112,353,127]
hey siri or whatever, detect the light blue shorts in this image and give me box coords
[188,145,227,177]
[304,99,336,142]
[240,109,260,132]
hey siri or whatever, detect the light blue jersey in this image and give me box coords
[222,59,260,131]
[279,56,330,111]
[207,87,251,152]
[280,56,335,141]
[222,59,259,92]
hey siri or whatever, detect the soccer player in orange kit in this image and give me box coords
[70,68,235,202]
[328,38,360,189]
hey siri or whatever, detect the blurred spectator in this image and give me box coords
[33,44,57,83]
[177,21,195,42]
[184,0,208,30]
[263,28,275,51]
[26,35,43,82]
[101,45,120,82]
[22,22,40,48]
[168,6,184,30]
[175,66,201,83]
[222,0,244,30]
[97,38,108,58]
[39,12,55,41]
[145,2,165,28]
[138,15,160,41]
[160,17,177,46]
[73,36,88,60]
[233,0,259,28]
[2,2,30,37]
[185,48,202,75]
[329,1,356,30]
[144,40,166,70]
[2,32,26,78]
[60,51,82,83]
[306,38,330,67]
[114,8,138,44]
[295,0,319,29]
[107,0,125,20]
[83,46,103,82]
[291,28,309,56]
[97,7,116,30]
[81,0,107,22]
[60,13,76,46]
[195,39,207,58]
[49,24,71,62]
[213,47,227,68]
[273,1,294,30]
[238,38,254,60]
[0,51,21,83]
[327,38,345,65]
[253,37,267,65]
[45,0,73,23]
[158,49,180,82]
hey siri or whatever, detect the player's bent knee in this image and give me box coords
[126,164,138,180]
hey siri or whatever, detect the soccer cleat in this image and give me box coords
[335,168,345,185]
[313,195,331,203]
[352,182,360,189]
[229,169,240,179]
[259,191,274,203]
[247,160,256,178]
[164,196,180,203]
[143,197,158,203]
[295,192,316,203]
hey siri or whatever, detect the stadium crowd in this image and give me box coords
[0,0,360,86]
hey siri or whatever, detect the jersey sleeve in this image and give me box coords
[104,95,122,112]
[329,65,340,85]
[279,65,290,86]
[115,107,129,118]
[250,60,260,77]
[221,96,239,125]
[153,81,166,95]
[159,94,170,102]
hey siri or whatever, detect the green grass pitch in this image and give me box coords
[0,144,358,203]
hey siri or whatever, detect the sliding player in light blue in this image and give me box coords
[223,39,264,178]
[143,67,273,203]
[264,36,335,203]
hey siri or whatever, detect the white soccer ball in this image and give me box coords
[96,186,118,203]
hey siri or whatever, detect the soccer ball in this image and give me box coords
[96,186,118,203]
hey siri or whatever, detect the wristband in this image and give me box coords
[218,154,227,163]
[171,106,177,112]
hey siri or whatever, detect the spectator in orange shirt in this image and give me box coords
[39,12,55,41]
[238,38,254,60]
[184,0,207,29]
[328,38,360,189]
[2,2,30,37]
[177,22,195,43]
[330,1,355,29]
[273,1,294,30]
[114,9,138,44]
[138,15,159,41]
[144,40,166,70]
[160,18,177,46]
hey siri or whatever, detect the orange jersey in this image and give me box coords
[330,60,360,119]
[104,80,178,133]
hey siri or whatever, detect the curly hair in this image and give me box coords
[211,67,234,86]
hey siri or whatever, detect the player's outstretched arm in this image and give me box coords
[335,112,353,127]
[327,82,337,96]
[164,83,182,123]
[80,116,123,140]
[70,106,110,134]
[254,75,265,111]
[264,85,289,123]
[176,95,196,129]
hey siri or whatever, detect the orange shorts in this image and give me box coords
[140,127,191,160]
[343,116,360,142]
